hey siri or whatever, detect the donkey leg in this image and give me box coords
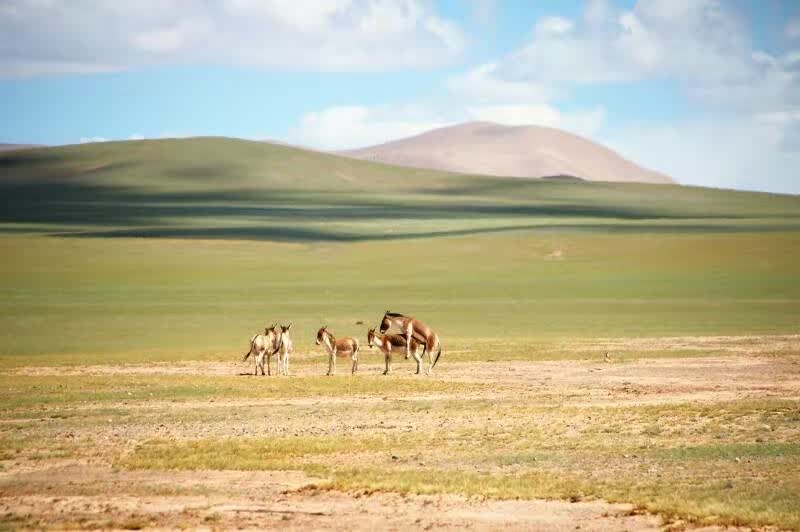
[404,325,413,360]
[412,349,423,375]
[426,346,433,375]
[383,352,390,375]
[327,348,336,376]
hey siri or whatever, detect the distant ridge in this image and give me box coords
[341,121,674,184]
[0,143,43,152]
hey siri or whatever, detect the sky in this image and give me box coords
[1,0,799,194]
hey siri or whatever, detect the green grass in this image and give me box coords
[124,435,394,471]
[0,374,481,408]
[1,231,798,363]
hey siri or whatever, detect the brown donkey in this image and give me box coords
[379,311,442,374]
[316,326,360,375]
[367,327,426,375]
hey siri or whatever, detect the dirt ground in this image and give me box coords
[1,465,667,530]
[2,337,799,530]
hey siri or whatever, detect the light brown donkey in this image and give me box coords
[367,327,425,375]
[271,323,294,376]
[316,326,360,375]
[242,324,282,376]
[379,311,441,374]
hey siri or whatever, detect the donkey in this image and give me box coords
[315,325,360,375]
[367,327,426,375]
[272,323,294,376]
[379,311,442,374]
[242,324,282,376]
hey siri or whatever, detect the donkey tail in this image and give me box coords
[242,335,256,362]
[431,337,442,369]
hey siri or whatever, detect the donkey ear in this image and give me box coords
[287,322,292,330]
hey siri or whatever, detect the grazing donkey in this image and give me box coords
[315,325,360,375]
[379,311,442,374]
[273,323,294,376]
[367,327,426,375]
[242,324,282,376]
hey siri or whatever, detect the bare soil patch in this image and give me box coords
[2,340,799,529]
[1,465,666,530]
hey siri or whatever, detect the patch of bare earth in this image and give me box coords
[0,466,665,530]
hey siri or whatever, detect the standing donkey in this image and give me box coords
[273,323,293,376]
[316,325,360,375]
[367,327,425,375]
[242,324,283,376]
[379,311,442,374]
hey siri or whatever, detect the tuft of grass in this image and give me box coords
[0,374,483,409]
[123,435,394,471]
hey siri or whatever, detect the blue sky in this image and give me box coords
[1,1,799,193]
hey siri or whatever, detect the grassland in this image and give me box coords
[1,138,799,528]
[2,353,800,528]
[1,231,798,365]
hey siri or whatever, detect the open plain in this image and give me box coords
[1,139,800,529]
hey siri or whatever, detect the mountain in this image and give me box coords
[341,121,674,184]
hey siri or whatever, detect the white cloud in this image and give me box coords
[288,105,451,150]
[0,0,465,78]
[446,63,557,104]
[606,116,799,194]
[481,0,799,114]
[534,16,574,36]
[79,136,108,144]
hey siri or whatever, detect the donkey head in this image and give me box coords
[367,327,376,347]
[379,312,394,334]
[315,325,327,345]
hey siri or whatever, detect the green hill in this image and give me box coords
[1,137,799,362]
[1,137,799,241]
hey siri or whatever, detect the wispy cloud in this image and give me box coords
[0,0,466,78]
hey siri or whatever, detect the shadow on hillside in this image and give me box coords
[2,182,798,242]
[56,222,800,242]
